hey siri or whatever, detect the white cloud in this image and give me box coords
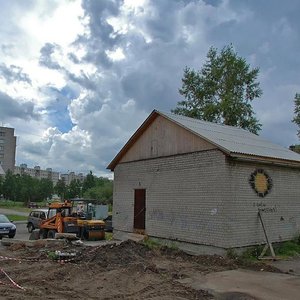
[20,0,84,48]
[106,47,126,61]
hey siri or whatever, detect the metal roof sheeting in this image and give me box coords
[160,111,300,163]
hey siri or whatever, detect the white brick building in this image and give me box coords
[108,110,300,253]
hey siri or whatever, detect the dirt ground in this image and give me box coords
[0,240,281,300]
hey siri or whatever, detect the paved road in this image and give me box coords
[181,268,300,300]
[0,208,30,241]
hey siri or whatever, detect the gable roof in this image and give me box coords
[107,110,300,170]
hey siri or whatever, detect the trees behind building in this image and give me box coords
[172,45,262,134]
[55,172,113,205]
[292,93,300,138]
[0,170,113,205]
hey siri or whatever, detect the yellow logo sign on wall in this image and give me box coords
[249,169,272,197]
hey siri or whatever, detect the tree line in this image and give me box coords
[0,170,113,205]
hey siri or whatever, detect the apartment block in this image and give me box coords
[60,172,85,185]
[14,164,60,185]
[0,126,16,173]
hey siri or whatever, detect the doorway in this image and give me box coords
[134,189,146,231]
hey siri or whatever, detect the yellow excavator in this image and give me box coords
[39,200,105,240]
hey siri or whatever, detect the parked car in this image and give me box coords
[104,215,113,232]
[27,209,48,233]
[0,214,16,239]
[27,202,39,208]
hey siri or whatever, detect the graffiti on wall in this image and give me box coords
[253,201,277,213]
[249,169,273,197]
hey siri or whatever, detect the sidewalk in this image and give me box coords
[267,257,300,276]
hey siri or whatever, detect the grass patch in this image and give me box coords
[143,238,162,250]
[0,200,25,208]
[6,214,28,222]
[105,232,113,241]
[47,251,59,260]
[227,237,300,262]
[274,241,300,258]
[142,237,179,251]
[0,200,47,212]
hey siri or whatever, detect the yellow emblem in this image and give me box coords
[249,169,272,197]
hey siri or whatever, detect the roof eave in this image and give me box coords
[230,152,300,168]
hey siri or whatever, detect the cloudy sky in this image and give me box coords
[0,0,299,177]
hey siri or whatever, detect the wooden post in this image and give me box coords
[258,210,276,259]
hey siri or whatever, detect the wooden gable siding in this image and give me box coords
[119,115,216,164]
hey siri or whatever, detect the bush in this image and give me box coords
[0,200,24,208]
[274,241,300,257]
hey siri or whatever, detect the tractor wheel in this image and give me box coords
[39,229,48,239]
[27,223,34,233]
[47,230,56,239]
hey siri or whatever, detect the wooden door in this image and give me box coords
[134,189,146,230]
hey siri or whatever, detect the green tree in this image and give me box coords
[172,45,262,134]
[66,179,82,199]
[83,177,113,205]
[82,171,96,192]
[55,179,67,200]
[38,178,54,200]
[15,174,34,203]
[2,170,17,200]
[292,93,300,138]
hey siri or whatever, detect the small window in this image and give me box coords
[0,154,3,158]
[0,139,4,144]
[0,132,5,137]
[0,146,3,151]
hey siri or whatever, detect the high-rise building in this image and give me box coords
[0,126,16,173]
[60,172,85,185]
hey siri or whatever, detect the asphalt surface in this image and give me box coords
[185,269,300,300]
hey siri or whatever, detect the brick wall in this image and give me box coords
[113,150,300,249]
[113,149,233,248]
[225,160,300,248]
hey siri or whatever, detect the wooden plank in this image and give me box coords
[258,211,276,259]
[120,115,216,163]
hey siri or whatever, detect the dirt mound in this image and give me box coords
[0,240,283,299]
[81,240,152,268]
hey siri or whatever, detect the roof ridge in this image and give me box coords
[159,110,250,132]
